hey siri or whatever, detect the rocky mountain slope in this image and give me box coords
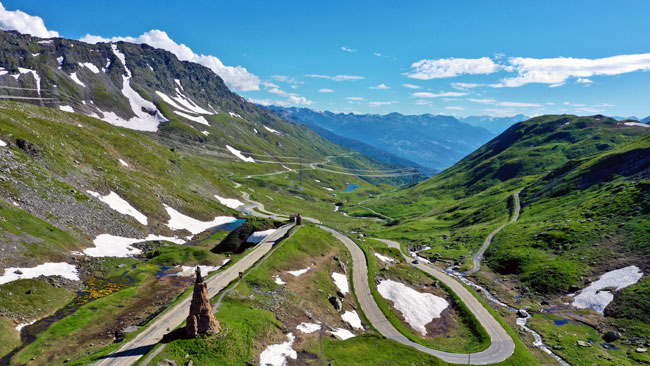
[266,106,495,171]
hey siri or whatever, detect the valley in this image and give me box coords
[0,7,649,366]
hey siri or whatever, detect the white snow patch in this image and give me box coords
[296,322,320,334]
[572,265,643,314]
[38,40,53,45]
[175,261,229,277]
[118,159,129,167]
[164,205,237,235]
[374,253,395,263]
[201,130,209,136]
[173,110,209,125]
[263,125,281,135]
[331,272,349,294]
[155,91,196,115]
[69,72,85,87]
[377,279,448,336]
[174,79,184,90]
[84,233,185,257]
[12,68,40,95]
[341,310,363,329]
[214,194,244,209]
[314,179,321,183]
[246,229,278,244]
[56,56,63,66]
[254,128,259,134]
[59,105,74,113]
[0,139,7,147]
[98,44,166,132]
[229,112,242,119]
[259,333,297,366]
[147,64,154,71]
[274,275,286,285]
[16,320,36,331]
[328,328,355,340]
[226,145,255,163]
[0,262,79,285]
[287,267,310,277]
[79,62,100,73]
[323,187,334,192]
[171,87,212,115]
[87,190,147,225]
[31,53,40,57]
[623,122,650,128]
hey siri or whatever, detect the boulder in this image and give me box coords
[516,309,529,318]
[603,331,621,343]
[328,296,342,311]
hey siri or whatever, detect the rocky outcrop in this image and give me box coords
[185,267,220,338]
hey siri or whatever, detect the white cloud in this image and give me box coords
[576,78,593,84]
[415,100,432,105]
[451,82,482,90]
[469,98,541,107]
[80,29,260,91]
[318,88,334,93]
[247,98,273,106]
[0,3,59,38]
[498,53,650,87]
[369,101,398,107]
[483,108,520,117]
[412,91,467,98]
[271,75,303,84]
[305,74,364,81]
[401,83,421,89]
[268,87,288,96]
[346,97,364,100]
[262,81,279,88]
[341,46,357,53]
[445,106,464,110]
[287,95,313,105]
[406,57,498,79]
[370,83,390,90]
[373,52,382,57]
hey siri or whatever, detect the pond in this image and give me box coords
[343,184,360,193]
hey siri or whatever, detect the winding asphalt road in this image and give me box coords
[465,191,520,275]
[319,226,516,365]
[92,224,295,366]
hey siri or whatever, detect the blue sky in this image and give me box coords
[2,0,650,117]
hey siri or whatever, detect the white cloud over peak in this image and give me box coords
[271,75,303,84]
[412,91,467,98]
[406,57,498,79]
[497,53,650,87]
[369,101,398,107]
[305,74,365,81]
[341,46,357,53]
[346,97,364,100]
[80,29,260,91]
[318,88,334,93]
[401,83,421,89]
[469,98,541,107]
[0,2,59,38]
[370,83,390,90]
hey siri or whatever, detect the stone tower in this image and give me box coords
[185,266,220,337]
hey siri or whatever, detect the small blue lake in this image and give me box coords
[553,319,569,326]
[343,184,360,192]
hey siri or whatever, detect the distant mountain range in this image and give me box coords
[265,106,500,171]
[458,114,529,134]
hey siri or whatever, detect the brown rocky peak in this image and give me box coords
[185,266,220,338]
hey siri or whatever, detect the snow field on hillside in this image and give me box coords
[572,265,643,314]
[226,145,255,162]
[214,194,244,209]
[0,262,79,285]
[246,229,278,244]
[377,279,448,336]
[331,272,349,294]
[259,333,297,366]
[164,204,237,235]
[87,190,148,225]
